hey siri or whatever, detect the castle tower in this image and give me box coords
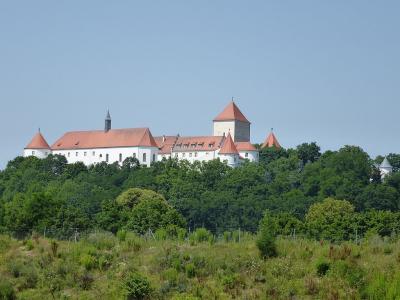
[379,157,393,179]
[105,110,111,132]
[213,101,250,142]
[218,132,240,167]
[262,129,281,149]
[24,130,51,158]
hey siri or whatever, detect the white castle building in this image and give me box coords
[24,101,281,167]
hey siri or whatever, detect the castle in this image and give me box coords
[23,101,280,167]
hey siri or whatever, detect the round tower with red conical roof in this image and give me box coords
[24,130,51,158]
[218,132,240,167]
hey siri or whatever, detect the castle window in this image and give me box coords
[245,153,248,158]
[84,152,87,157]
[99,154,103,158]
[143,153,147,162]
[92,151,95,156]
[68,152,70,157]
[182,153,186,157]
[106,154,109,162]
[153,154,156,162]
[133,153,136,158]
[195,152,198,157]
[189,153,192,157]
[206,152,209,156]
[119,153,122,162]
[32,151,35,155]
[76,152,78,157]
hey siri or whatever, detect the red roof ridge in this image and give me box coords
[25,132,51,149]
[219,133,239,154]
[213,101,250,123]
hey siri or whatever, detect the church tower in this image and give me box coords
[213,101,250,142]
[105,110,111,132]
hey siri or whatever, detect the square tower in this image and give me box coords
[213,101,250,142]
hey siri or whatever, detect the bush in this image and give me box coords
[316,260,330,276]
[80,254,97,271]
[124,272,152,300]
[256,211,278,258]
[256,233,277,258]
[86,232,117,250]
[117,229,127,242]
[77,271,94,290]
[125,233,142,252]
[185,263,196,278]
[155,228,167,241]
[189,228,212,244]
[0,279,16,300]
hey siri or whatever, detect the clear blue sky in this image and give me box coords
[1,1,399,168]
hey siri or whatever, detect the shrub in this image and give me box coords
[124,272,152,300]
[80,254,97,271]
[25,239,34,250]
[185,263,196,278]
[155,228,167,241]
[86,232,117,250]
[256,233,277,258]
[316,260,330,276]
[77,272,94,290]
[50,240,59,257]
[125,233,142,252]
[117,229,127,242]
[162,268,178,286]
[0,279,16,300]
[256,211,278,258]
[190,228,212,244]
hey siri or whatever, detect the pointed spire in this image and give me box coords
[213,101,250,123]
[380,157,393,169]
[25,130,51,149]
[105,110,111,132]
[219,133,239,154]
[262,129,281,149]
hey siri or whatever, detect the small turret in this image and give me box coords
[262,128,281,149]
[105,110,111,132]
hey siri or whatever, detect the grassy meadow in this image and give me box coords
[1,232,400,299]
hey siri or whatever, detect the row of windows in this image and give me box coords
[56,152,156,163]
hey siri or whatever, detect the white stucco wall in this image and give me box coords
[171,150,218,163]
[217,152,240,167]
[24,149,50,159]
[213,121,250,142]
[52,146,158,167]
[238,150,258,163]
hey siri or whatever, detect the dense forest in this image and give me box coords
[1,143,400,241]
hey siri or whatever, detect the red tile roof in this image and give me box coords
[154,136,179,154]
[235,141,257,152]
[213,101,250,123]
[219,133,239,154]
[262,131,281,149]
[172,136,224,152]
[51,128,158,150]
[25,132,50,149]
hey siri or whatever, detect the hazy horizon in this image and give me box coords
[1,1,399,169]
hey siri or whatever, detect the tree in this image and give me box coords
[305,198,355,241]
[256,210,277,258]
[356,184,399,211]
[296,142,321,164]
[115,188,186,234]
